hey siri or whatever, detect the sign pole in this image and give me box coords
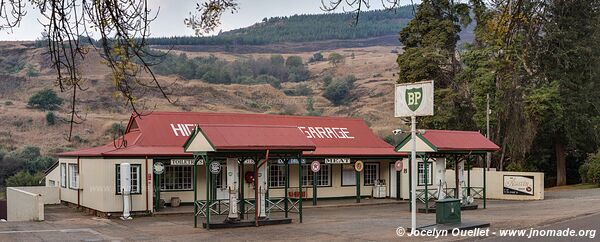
[410,115,417,230]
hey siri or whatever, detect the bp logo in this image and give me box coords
[405,87,423,111]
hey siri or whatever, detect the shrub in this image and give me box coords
[4,101,12,106]
[309,52,324,62]
[328,52,345,66]
[5,171,45,187]
[106,122,125,137]
[46,111,56,125]
[323,75,357,105]
[25,64,40,77]
[580,152,600,186]
[305,97,323,116]
[284,84,313,96]
[28,89,63,110]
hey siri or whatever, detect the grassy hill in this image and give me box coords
[147,6,415,46]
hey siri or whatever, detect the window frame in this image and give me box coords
[159,165,194,192]
[115,164,143,195]
[60,163,67,188]
[301,163,331,187]
[268,163,286,188]
[68,163,78,190]
[363,162,380,186]
[417,161,434,186]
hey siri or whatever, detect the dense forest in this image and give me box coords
[146,6,414,46]
[148,52,310,86]
[397,0,600,186]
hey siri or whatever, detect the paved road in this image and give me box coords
[480,212,599,242]
[0,188,599,241]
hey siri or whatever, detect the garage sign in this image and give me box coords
[503,175,534,196]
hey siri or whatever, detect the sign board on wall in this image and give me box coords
[395,80,434,117]
[503,175,534,196]
[170,159,204,166]
[324,158,351,164]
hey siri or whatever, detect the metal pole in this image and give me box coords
[467,160,471,197]
[298,155,303,223]
[254,159,259,226]
[356,168,360,203]
[424,155,428,213]
[284,159,289,218]
[240,159,245,220]
[410,115,417,230]
[396,170,400,201]
[205,156,210,230]
[312,165,317,206]
[193,156,198,228]
[483,157,487,209]
[408,158,412,210]
[486,93,491,171]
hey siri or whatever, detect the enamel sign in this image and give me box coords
[395,80,434,117]
[503,175,534,196]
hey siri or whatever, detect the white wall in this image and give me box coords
[11,186,60,205]
[7,187,44,221]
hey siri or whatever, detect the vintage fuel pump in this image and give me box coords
[435,158,446,200]
[226,158,239,222]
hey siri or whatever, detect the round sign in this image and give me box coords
[153,162,165,175]
[394,160,403,172]
[310,160,321,173]
[209,161,221,174]
[354,160,364,172]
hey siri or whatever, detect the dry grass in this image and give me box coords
[0,43,404,154]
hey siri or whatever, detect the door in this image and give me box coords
[215,165,228,200]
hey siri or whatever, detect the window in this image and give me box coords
[60,163,66,188]
[363,163,380,186]
[116,164,142,194]
[269,164,286,188]
[341,164,356,186]
[302,164,330,187]
[214,164,226,189]
[160,166,193,191]
[418,162,433,186]
[68,164,78,189]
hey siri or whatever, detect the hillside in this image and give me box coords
[0,42,402,156]
[147,6,415,46]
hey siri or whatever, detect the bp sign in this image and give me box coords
[395,80,434,117]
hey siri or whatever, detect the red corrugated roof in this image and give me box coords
[198,124,316,151]
[421,130,500,152]
[60,112,401,157]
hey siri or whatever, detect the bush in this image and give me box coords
[25,64,40,77]
[5,171,45,187]
[328,52,345,66]
[309,52,324,62]
[323,75,357,105]
[305,97,323,116]
[580,152,600,186]
[46,111,56,125]
[106,122,125,137]
[28,89,63,110]
[4,101,13,106]
[284,84,313,96]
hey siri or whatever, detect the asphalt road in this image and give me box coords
[481,212,599,241]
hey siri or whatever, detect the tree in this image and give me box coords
[328,52,345,67]
[5,171,45,187]
[323,75,357,105]
[309,52,324,62]
[533,0,600,185]
[28,89,63,110]
[396,0,473,130]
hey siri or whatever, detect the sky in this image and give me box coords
[0,0,419,41]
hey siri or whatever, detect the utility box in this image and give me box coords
[436,198,461,224]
